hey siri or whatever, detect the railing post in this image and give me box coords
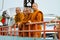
[3,27,8,35]
[35,24,37,37]
[9,27,12,36]
[14,25,16,36]
[54,25,56,39]
[28,24,31,37]
[23,24,24,37]
[0,27,2,35]
[2,27,3,36]
[58,22,60,39]
[44,22,46,39]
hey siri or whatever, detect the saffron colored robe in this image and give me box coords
[22,13,32,37]
[14,13,24,36]
[31,10,43,37]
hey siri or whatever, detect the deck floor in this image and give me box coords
[0,36,58,40]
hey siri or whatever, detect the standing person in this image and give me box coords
[14,7,24,36]
[15,7,24,24]
[30,3,43,37]
[22,7,32,37]
[23,8,32,23]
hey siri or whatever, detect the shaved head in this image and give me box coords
[16,7,21,11]
[32,3,38,6]
[16,7,21,14]
[32,3,38,11]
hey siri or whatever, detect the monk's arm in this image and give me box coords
[37,13,43,22]
[14,15,17,23]
[20,14,24,21]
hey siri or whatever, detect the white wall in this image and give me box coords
[35,0,60,16]
[0,0,60,16]
[0,0,24,16]
[3,0,24,10]
[0,0,3,11]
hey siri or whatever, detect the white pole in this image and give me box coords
[2,0,4,11]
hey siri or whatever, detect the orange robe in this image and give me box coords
[22,13,32,37]
[14,13,24,24]
[31,10,43,37]
[14,13,24,36]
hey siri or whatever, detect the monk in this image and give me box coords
[15,7,24,24]
[14,7,24,36]
[30,3,43,37]
[22,7,32,37]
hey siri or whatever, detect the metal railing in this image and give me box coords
[0,20,60,39]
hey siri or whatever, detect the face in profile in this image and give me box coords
[16,7,21,14]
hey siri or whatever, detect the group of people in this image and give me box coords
[14,3,43,37]
[1,2,60,39]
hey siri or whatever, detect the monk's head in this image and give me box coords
[32,3,38,11]
[16,7,21,14]
[23,7,27,15]
[26,8,32,14]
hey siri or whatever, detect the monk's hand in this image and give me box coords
[28,20,31,23]
[17,22,21,26]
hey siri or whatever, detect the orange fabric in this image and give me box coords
[18,13,32,37]
[31,10,43,37]
[14,12,24,24]
[22,13,32,37]
[14,12,24,36]
[22,13,32,23]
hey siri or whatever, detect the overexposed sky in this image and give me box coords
[0,0,60,16]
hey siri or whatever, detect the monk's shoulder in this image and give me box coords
[30,13,32,15]
[20,12,24,16]
[38,11,43,14]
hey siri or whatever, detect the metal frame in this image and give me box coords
[0,20,60,39]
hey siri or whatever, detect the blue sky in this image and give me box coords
[0,0,60,16]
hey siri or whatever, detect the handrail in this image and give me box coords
[0,20,60,39]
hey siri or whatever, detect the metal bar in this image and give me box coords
[28,24,31,37]
[0,30,58,32]
[0,27,2,35]
[23,24,24,37]
[2,27,3,35]
[44,23,46,39]
[10,27,12,36]
[0,21,60,39]
[58,22,60,39]
[35,24,37,37]
[14,25,16,36]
